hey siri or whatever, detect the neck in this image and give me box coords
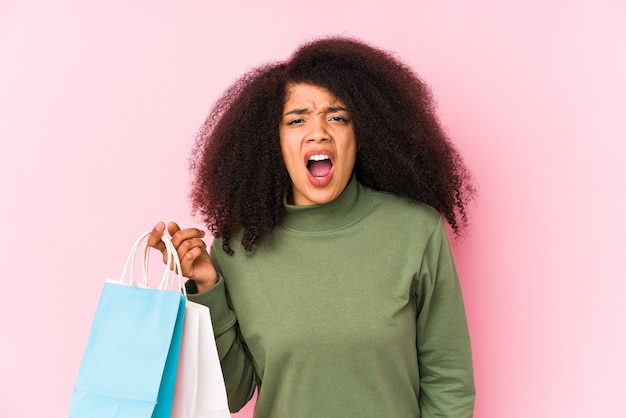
[281,175,370,232]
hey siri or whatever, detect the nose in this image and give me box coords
[306,117,330,142]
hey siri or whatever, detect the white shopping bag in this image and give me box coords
[172,300,231,418]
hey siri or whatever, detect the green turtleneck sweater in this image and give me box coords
[188,177,475,417]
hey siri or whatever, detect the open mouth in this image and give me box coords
[307,154,333,178]
[305,152,334,187]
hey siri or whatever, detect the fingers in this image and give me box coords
[164,222,208,268]
[147,222,167,254]
[176,237,207,262]
[178,244,217,287]
[179,245,205,275]
[167,222,181,237]
[148,222,207,268]
[169,227,210,279]
[147,221,214,284]
[173,235,207,275]
[168,223,206,250]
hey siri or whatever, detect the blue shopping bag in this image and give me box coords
[68,232,187,418]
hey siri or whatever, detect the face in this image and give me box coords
[279,83,357,206]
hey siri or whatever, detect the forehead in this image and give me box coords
[283,83,345,109]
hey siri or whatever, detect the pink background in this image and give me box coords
[1,1,625,417]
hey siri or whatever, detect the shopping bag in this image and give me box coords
[172,301,231,418]
[68,232,187,418]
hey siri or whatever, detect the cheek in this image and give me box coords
[279,140,299,171]
[344,137,357,164]
[280,129,303,155]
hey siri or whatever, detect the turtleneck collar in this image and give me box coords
[281,174,371,233]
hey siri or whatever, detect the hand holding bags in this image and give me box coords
[68,232,187,418]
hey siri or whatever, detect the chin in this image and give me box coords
[309,188,342,205]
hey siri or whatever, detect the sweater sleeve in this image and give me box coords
[415,218,475,418]
[185,246,259,413]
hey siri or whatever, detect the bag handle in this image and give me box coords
[118,231,186,296]
[144,233,186,293]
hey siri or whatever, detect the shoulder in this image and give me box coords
[364,185,443,232]
[359,184,449,264]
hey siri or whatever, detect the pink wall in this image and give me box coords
[2,1,625,417]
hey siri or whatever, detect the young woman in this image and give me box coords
[149,37,476,417]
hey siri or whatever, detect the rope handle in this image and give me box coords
[118,231,186,296]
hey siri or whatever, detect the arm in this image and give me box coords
[415,219,475,418]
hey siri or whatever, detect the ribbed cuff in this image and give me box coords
[186,275,236,337]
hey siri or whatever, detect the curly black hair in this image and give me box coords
[190,37,475,255]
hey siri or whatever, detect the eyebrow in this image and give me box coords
[283,106,349,117]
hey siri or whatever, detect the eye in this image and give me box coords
[287,118,305,125]
[329,115,349,123]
